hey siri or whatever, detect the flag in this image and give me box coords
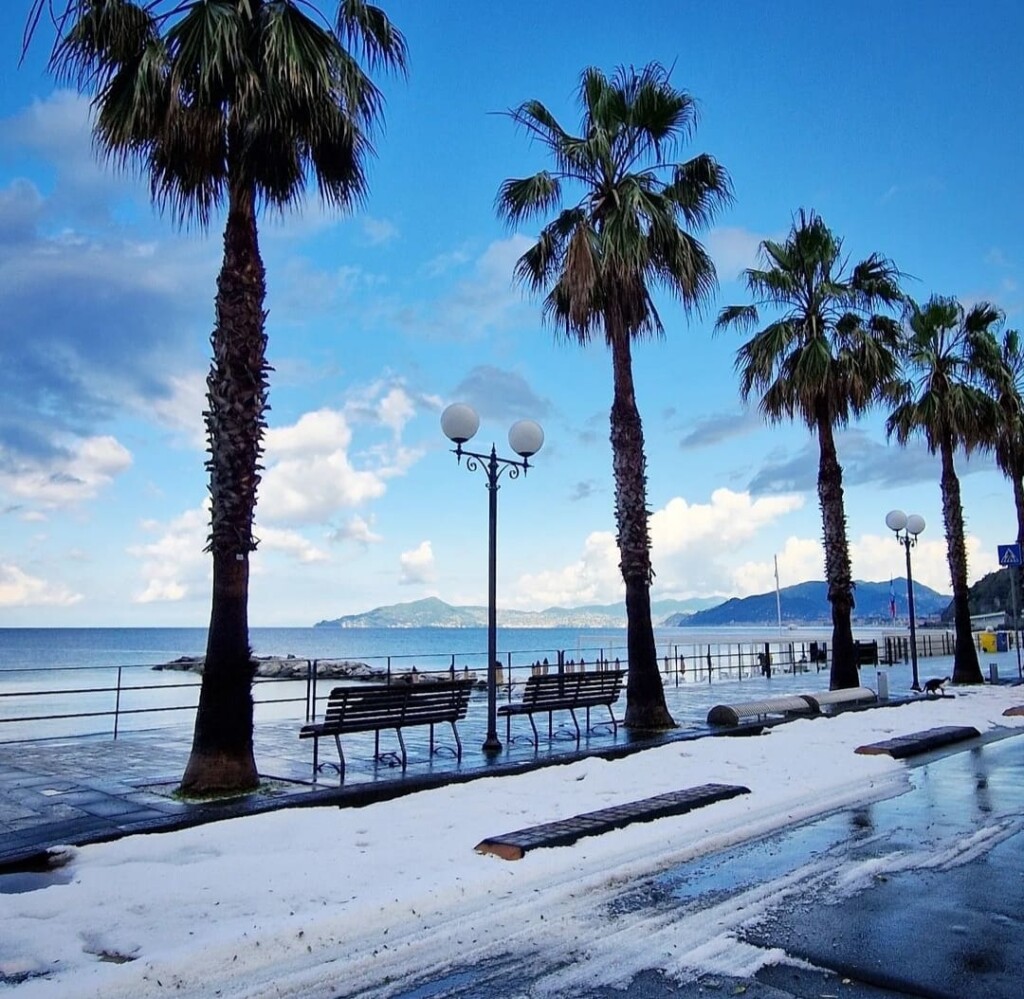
[889,578,897,621]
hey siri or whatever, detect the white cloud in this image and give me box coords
[260,396,425,527]
[397,235,536,341]
[399,541,435,585]
[650,489,804,555]
[136,371,207,448]
[720,530,996,603]
[377,386,416,436]
[128,505,208,604]
[423,247,471,278]
[7,90,146,217]
[257,526,328,564]
[331,514,383,546]
[510,489,805,608]
[260,410,387,525]
[0,435,132,509]
[510,531,623,607]
[0,563,82,607]
[730,536,827,596]
[850,531,992,594]
[706,226,768,282]
[361,217,399,246]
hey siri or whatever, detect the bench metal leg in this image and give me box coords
[396,727,407,768]
[451,721,462,761]
[568,708,581,741]
[334,734,346,782]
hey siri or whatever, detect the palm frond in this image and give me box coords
[663,154,734,228]
[495,173,562,226]
[336,0,408,74]
[715,303,759,334]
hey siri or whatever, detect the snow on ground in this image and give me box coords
[2,686,1023,998]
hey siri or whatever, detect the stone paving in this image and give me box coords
[0,657,952,870]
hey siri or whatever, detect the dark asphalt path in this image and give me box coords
[373,736,1024,999]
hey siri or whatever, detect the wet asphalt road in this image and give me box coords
[375,735,1024,999]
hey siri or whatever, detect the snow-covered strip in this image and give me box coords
[1,686,1022,998]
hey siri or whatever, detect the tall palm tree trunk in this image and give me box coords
[816,412,857,689]
[607,328,674,730]
[181,178,267,793]
[939,438,983,684]
[1012,462,1024,619]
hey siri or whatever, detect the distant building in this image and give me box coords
[970,610,1008,631]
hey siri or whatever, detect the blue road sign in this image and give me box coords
[998,543,1022,566]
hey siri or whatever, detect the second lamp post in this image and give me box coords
[885,509,925,692]
[441,404,544,754]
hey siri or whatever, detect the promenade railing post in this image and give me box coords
[113,666,122,739]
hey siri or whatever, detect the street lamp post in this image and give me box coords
[886,509,926,692]
[441,404,544,754]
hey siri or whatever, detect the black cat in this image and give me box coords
[922,676,950,695]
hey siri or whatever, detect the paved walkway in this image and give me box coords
[1,652,1012,871]
[3,659,1023,997]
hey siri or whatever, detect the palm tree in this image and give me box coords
[887,296,1003,684]
[28,0,406,793]
[974,326,1024,601]
[496,63,731,729]
[716,210,903,690]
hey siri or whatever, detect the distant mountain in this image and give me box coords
[666,579,952,628]
[939,567,1022,623]
[314,595,721,629]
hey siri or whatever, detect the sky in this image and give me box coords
[0,1,1022,627]
[2,685,1022,996]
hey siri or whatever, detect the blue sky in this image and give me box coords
[0,0,1021,627]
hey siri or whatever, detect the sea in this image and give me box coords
[0,624,853,672]
[0,623,876,742]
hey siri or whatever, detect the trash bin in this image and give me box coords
[997,631,1009,652]
[980,632,997,653]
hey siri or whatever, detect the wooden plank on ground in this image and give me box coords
[854,725,981,759]
[474,783,749,861]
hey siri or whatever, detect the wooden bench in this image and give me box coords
[497,669,625,744]
[854,640,879,666]
[299,679,474,780]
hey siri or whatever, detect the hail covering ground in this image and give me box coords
[1,687,1022,997]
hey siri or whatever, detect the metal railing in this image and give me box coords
[0,631,955,744]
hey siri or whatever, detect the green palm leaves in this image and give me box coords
[36,0,407,225]
[888,297,1004,455]
[497,63,732,347]
[718,210,904,429]
[887,296,1005,683]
